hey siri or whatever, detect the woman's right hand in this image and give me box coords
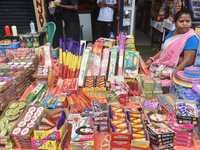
[145,58,153,68]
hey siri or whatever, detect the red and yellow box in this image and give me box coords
[34,109,68,141]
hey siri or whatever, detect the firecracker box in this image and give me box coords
[153,90,163,98]
[175,99,199,125]
[173,141,192,147]
[106,90,118,103]
[129,147,148,150]
[109,103,132,141]
[83,76,95,92]
[70,141,94,150]
[141,76,155,92]
[34,109,68,141]
[97,37,116,47]
[61,78,78,96]
[110,145,130,150]
[125,37,134,44]
[94,76,106,91]
[110,140,130,147]
[6,48,34,61]
[153,78,162,91]
[127,111,150,148]
[118,93,128,106]
[173,137,192,144]
[143,90,153,99]
[70,117,94,150]
[31,136,59,149]
[32,124,70,150]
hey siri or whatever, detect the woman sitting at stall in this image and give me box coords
[145,9,200,86]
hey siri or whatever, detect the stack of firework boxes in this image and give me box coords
[31,109,69,150]
[141,76,163,99]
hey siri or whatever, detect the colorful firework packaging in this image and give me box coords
[147,123,175,147]
[84,76,95,91]
[109,105,129,134]
[126,111,146,141]
[38,110,65,132]
[175,100,199,125]
[95,76,106,91]
[10,106,44,149]
[0,101,27,138]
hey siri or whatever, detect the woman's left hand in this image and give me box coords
[159,74,170,79]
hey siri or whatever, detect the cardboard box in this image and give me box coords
[34,109,68,141]
[70,141,94,150]
[110,145,129,150]
[156,94,174,115]
[129,147,148,150]
[6,48,34,60]
[173,137,192,143]
[150,143,174,150]
[175,99,199,125]
[61,78,78,96]
[109,103,131,141]
[173,141,192,147]
[10,105,45,149]
[149,132,173,143]
[143,99,159,112]
[83,76,95,92]
[0,101,28,144]
[70,117,94,148]
[106,90,118,103]
[110,140,130,147]
[32,124,70,150]
[147,123,175,139]
[94,76,106,91]
[31,136,59,149]
[150,138,173,146]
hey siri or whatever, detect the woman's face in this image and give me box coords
[80,128,93,134]
[175,13,192,34]
[150,113,167,122]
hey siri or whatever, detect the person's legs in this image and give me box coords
[65,20,80,42]
[105,22,113,38]
[96,21,105,39]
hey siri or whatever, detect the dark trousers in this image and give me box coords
[96,21,113,39]
[64,19,80,42]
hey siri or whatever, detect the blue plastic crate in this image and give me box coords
[0,42,20,49]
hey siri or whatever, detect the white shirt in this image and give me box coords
[97,0,117,22]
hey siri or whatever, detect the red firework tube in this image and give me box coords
[76,96,87,109]
[72,96,81,112]
[78,95,91,108]
[82,91,92,102]
[81,94,92,106]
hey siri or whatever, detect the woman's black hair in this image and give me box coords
[147,111,167,123]
[75,126,93,135]
[174,9,193,22]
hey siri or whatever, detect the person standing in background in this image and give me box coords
[55,0,80,42]
[96,0,118,39]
